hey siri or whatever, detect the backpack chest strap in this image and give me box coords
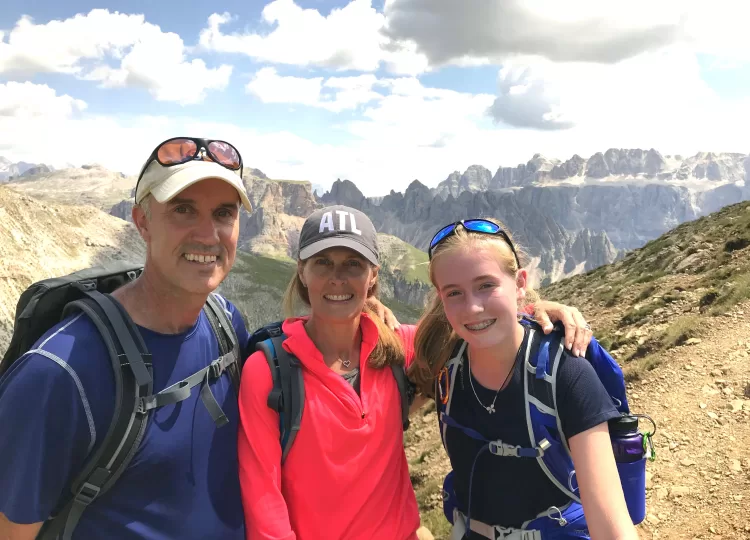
[138,351,237,426]
[439,412,550,459]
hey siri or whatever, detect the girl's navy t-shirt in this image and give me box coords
[444,326,620,532]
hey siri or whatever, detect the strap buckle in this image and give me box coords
[208,360,223,380]
[74,482,102,506]
[267,326,283,337]
[488,440,520,457]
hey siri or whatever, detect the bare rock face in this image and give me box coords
[434,165,492,198]
[7,165,136,210]
[489,154,558,189]
[551,154,585,179]
[110,199,135,223]
[319,178,370,210]
[0,186,146,353]
[241,179,320,258]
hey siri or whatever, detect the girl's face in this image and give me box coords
[432,246,527,350]
[299,247,378,323]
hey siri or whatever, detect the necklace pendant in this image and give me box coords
[342,359,351,368]
[486,404,496,414]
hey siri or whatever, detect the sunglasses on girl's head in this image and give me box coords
[135,137,243,193]
[427,219,521,267]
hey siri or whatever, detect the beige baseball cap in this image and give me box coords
[135,159,252,211]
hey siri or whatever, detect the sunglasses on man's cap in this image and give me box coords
[135,137,243,199]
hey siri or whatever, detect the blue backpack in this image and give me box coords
[437,318,644,539]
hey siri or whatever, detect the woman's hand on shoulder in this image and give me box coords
[365,297,401,330]
[528,300,592,357]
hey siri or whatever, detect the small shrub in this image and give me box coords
[633,271,667,284]
[700,289,719,307]
[661,315,702,348]
[623,354,663,382]
[636,285,657,302]
[724,236,750,253]
[709,272,750,314]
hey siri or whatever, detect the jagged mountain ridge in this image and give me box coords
[0,157,53,182]
[434,149,750,197]
[12,147,750,284]
[320,179,621,283]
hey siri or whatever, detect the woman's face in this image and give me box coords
[432,246,526,350]
[299,247,378,323]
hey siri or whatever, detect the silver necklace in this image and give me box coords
[467,348,515,414]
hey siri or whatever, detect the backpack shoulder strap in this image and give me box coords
[436,340,467,451]
[390,364,411,431]
[38,291,153,540]
[258,335,304,463]
[523,324,581,503]
[203,293,241,395]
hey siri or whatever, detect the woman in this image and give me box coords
[237,206,593,540]
[410,219,638,539]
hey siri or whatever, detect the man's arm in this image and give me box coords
[0,513,42,540]
[0,353,94,535]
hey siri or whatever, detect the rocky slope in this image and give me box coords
[409,200,750,539]
[0,186,146,349]
[6,164,136,210]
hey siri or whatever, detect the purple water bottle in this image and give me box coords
[609,415,648,524]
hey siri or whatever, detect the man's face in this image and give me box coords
[135,177,241,297]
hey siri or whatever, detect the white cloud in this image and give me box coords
[383,0,683,66]
[0,82,87,118]
[199,0,428,75]
[246,68,383,112]
[0,9,232,104]
[1,2,749,197]
[489,65,574,130]
[1,80,748,197]
[383,0,750,73]
[246,68,324,107]
[487,47,718,133]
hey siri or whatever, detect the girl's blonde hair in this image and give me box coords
[282,258,405,369]
[409,219,538,397]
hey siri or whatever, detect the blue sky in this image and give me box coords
[1,0,748,195]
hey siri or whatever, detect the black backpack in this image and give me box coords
[0,262,241,540]
[248,322,413,462]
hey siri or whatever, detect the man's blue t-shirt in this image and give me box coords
[0,294,251,539]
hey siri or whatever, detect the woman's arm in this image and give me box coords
[238,351,296,540]
[569,424,640,540]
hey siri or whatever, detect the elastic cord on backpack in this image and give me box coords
[465,443,491,533]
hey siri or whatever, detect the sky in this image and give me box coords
[1,0,749,195]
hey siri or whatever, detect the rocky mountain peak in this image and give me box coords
[320,179,367,209]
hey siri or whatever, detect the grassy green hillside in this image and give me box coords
[542,199,750,380]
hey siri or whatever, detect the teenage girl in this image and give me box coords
[411,219,638,540]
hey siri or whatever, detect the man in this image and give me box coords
[0,137,591,539]
[0,137,254,539]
